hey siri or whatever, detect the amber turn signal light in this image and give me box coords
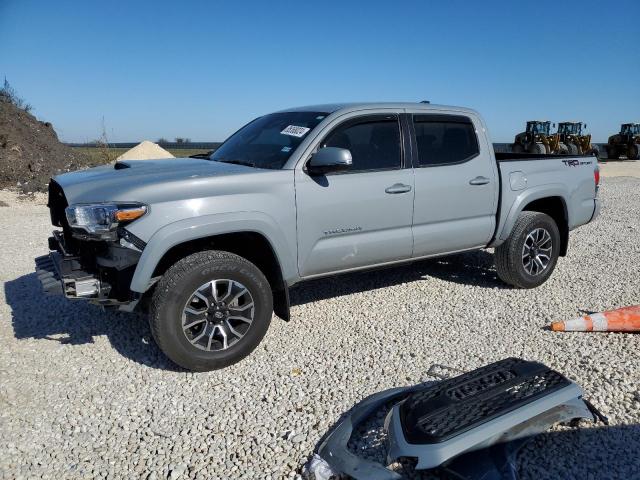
[115,207,147,222]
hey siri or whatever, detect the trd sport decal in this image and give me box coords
[562,159,593,167]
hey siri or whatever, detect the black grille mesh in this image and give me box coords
[400,358,571,444]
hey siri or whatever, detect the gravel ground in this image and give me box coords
[0,177,639,480]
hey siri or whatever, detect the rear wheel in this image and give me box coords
[149,250,273,371]
[628,144,639,160]
[495,212,560,289]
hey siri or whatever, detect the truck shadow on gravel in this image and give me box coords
[5,273,181,371]
[290,250,504,306]
[5,250,499,371]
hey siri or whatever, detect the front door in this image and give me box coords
[295,114,414,277]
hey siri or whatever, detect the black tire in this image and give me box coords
[149,250,273,371]
[512,143,525,154]
[606,147,618,160]
[567,143,579,155]
[495,211,560,289]
[557,143,569,155]
[628,144,639,160]
[528,143,546,154]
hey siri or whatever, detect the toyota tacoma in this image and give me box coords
[36,103,601,371]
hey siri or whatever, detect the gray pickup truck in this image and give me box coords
[36,103,600,371]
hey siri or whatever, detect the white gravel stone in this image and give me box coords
[0,177,638,479]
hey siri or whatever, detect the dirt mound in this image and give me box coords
[0,101,98,193]
[116,140,174,161]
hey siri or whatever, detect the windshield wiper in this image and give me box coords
[216,159,256,168]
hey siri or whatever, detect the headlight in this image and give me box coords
[65,203,147,240]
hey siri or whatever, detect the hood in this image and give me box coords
[54,158,257,204]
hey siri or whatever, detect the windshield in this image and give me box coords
[622,124,639,135]
[527,122,549,135]
[559,123,580,135]
[211,111,328,169]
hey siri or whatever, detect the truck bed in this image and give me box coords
[492,152,599,245]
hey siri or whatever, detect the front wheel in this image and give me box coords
[628,144,639,160]
[528,143,546,154]
[567,143,579,155]
[149,250,273,371]
[495,212,560,289]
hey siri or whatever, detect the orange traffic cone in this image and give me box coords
[551,305,640,332]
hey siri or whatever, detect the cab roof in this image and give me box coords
[276,102,479,116]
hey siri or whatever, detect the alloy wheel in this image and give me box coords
[522,228,553,276]
[181,279,255,351]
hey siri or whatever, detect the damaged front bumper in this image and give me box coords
[35,230,141,311]
[310,358,607,480]
[35,250,106,299]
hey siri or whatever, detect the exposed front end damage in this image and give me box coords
[35,180,145,310]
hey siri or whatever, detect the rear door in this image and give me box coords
[409,112,499,257]
[295,112,414,277]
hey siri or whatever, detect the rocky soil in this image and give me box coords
[0,177,639,479]
[0,101,98,193]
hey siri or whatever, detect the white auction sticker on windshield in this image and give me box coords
[281,125,310,137]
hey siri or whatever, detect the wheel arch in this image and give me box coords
[521,196,569,256]
[498,187,570,256]
[130,214,295,321]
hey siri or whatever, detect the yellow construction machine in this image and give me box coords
[557,122,599,157]
[606,123,640,160]
[512,121,561,154]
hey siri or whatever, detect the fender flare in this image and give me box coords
[497,184,570,242]
[129,211,297,293]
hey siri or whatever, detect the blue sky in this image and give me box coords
[1,0,638,142]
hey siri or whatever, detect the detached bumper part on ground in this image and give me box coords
[310,358,606,480]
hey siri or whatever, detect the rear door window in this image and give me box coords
[413,115,479,167]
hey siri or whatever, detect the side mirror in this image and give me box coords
[307,147,352,175]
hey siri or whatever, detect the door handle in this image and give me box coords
[469,176,490,186]
[385,183,412,194]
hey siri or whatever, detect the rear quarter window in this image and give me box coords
[413,115,479,167]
